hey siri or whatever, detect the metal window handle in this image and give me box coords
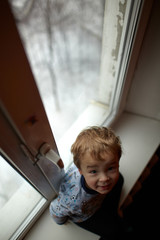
[39,143,64,170]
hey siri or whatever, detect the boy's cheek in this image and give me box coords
[85,178,96,188]
[78,168,82,175]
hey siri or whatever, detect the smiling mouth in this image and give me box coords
[99,184,111,190]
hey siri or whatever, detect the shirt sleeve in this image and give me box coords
[49,164,79,224]
[49,196,69,225]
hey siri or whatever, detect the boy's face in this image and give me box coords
[79,151,119,195]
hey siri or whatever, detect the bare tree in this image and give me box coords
[9,0,105,125]
[38,0,60,110]
[10,0,61,110]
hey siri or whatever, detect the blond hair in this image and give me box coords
[71,126,122,169]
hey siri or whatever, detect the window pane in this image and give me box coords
[0,154,45,240]
[9,0,105,140]
[8,0,142,167]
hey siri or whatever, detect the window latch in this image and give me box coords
[20,143,64,169]
[39,142,64,170]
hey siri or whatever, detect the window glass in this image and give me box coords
[0,155,24,210]
[0,153,45,240]
[8,0,143,166]
[9,0,105,140]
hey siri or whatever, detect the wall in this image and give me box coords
[125,0,160,120]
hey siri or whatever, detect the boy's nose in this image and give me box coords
[99,173,110,182]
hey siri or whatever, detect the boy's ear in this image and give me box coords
[78,168,82,175]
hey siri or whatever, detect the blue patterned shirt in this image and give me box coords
[49,163,106,224]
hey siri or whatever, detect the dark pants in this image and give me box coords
[75,174,124,240]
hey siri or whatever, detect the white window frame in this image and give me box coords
[58,0,153,168]
[0,0,153,239]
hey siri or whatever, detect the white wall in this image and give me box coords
[125,0,160,120]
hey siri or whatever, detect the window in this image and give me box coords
[8,0,144,166]
[0,1,64,238]
[9,0,105,141]
[0,154,44,240]
[0,0,152,239]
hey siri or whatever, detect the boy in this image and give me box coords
[50,126,124,240]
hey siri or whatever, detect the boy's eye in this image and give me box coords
[108,166,117,171]
[108,167,114,171]
[90,170,97,174]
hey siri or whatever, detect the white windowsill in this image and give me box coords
[3,106,159,240]
[58,101,110,169]
[0,182,46,240]
[23,111,160,240]
[58,109,160,206]
[112,112,160,205]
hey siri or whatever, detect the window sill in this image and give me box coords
[23,111,160,240]
[112,112,160,206]
[58,101,110,169]
[58,107,160,207]
[0,182,46,240]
